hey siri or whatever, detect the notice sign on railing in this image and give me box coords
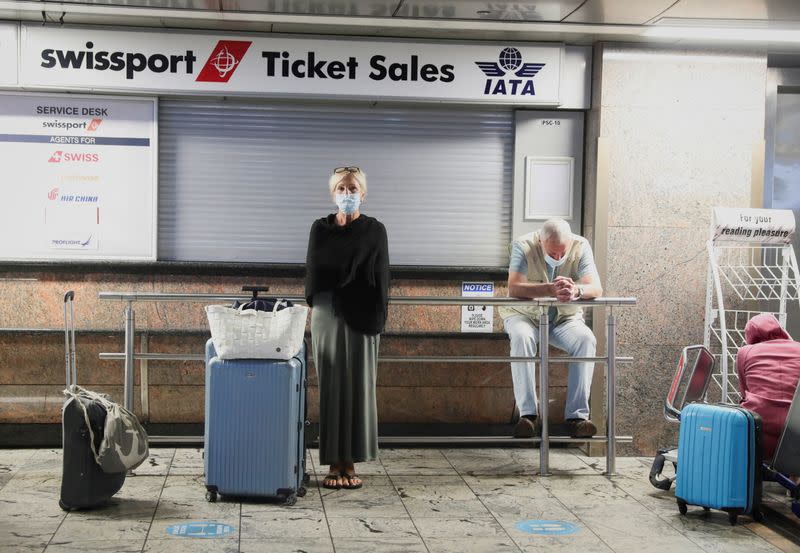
[461,282,494,333]
[712,207,796,244]
[0,92,156,261]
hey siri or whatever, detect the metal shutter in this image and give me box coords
[158,99,513,266]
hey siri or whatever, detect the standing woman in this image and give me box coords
[305,166,390,490]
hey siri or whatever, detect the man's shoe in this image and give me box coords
[566,418,597,438]
[513,416,541,438]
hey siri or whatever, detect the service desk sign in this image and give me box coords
[20,24,562,105]
[0,22,18,86]
[461,282,494,333]
[712,207,795,244]
[0,92,157,261]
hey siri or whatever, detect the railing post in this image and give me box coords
[539,310,550,477]
[124,302,135,412]
[605,308,617,476]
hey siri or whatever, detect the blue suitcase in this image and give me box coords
[203,339,309,504]
[675,402,763,525]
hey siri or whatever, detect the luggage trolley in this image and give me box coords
[649,344,800,520]
[649,345,715,491]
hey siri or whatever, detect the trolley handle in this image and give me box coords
[241,285,270,299]
[63,290,78,389]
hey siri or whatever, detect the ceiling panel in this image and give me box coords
[220,0,402,17]
[656,0,800,22]
[394,1,583,21]
[43,0,222,9]
[564,0,676,25]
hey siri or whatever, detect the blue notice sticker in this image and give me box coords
[515,520,579,536]
[166,522,235,538]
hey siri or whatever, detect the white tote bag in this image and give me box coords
[205,301,309,360]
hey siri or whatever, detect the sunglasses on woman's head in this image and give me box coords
[334,166,361,174]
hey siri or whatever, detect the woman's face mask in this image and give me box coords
[335,193,362,215]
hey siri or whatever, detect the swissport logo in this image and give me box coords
[86,118,103,131]
[196,41,252,82]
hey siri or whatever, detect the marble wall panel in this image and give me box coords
[595,44,767,454]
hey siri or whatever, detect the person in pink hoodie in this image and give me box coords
[736,313,800,460]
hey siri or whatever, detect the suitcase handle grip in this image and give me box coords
[64,291,74,302]
[242,286,270,299]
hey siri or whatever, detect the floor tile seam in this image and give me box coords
[566,455,740,553]
[140,450,175,552]
[439,448,524,553]
[532,466,618,553]
[316,464,337,553]
[378,451,431,553]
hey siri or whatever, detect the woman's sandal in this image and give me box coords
[341,473,363,490]
[322,472,341,490]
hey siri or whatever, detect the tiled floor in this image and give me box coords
[0,446,796,553]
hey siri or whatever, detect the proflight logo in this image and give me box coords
[196,41,252,82]
[475,47,545,96]
[48,151,100,163]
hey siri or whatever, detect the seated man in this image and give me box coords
[737,313,800,460]
[499,218,603,438]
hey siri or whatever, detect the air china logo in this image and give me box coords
[48,151,100,163]
[196,41,252,82]
[48,187,60,200]
[475,47,545,96]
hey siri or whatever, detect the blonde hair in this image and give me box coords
[328,167,367,195]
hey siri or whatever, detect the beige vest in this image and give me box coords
[498,231,586,326]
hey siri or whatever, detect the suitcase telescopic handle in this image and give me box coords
[242,285,270,299]
[63,290,77,388]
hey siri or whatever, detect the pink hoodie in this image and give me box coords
[737,314,800,460]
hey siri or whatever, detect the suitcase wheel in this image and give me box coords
[58,499,72,512]
[205,490,218,503]
[752,508,763,523]
[284,494,297,506]
[728,512,738,526]
[297,486,307,498]
[677,499,688,516]
[302,472,311,485]
[702,507,711,513]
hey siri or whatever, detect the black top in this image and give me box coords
[305,214,390,335]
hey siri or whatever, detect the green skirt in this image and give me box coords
[311,292,379,465]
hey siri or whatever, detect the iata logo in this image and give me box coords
[86,118,103,132]
[48,151,100,163]
[475,47,545,96]
[48,187,59,200]
[196,40,252,83]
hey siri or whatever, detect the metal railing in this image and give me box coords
[98,291,636,476]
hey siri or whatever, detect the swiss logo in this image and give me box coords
[196,40,252,83]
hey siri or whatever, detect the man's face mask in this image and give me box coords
[335,193,361,215]
[544,253,567,268]
[543,243,568,268]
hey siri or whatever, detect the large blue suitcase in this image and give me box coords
[675,402,763,524]
[203,339,309,504]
